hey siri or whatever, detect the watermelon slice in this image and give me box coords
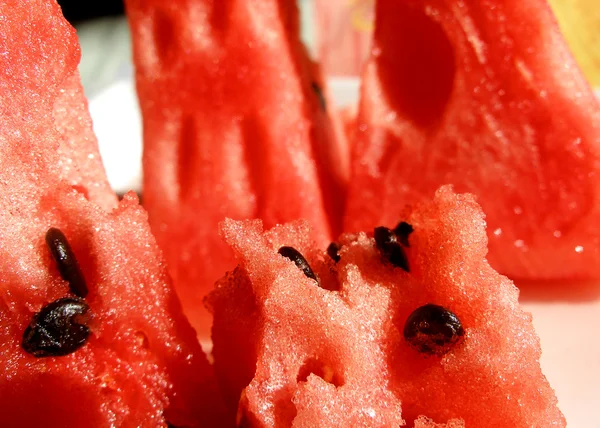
[345,0,600,280]
[0,1,225,426]
[125,0,348,339]
[2,2,116,214]
[207,187,565,426]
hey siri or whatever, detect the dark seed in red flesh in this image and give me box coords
[45,227,88,298]
[374,226,409,272]
[278,246,319,284]
[22,297,91,357]
[403,304,464,356]
[311,81,327,111]
[326,242,341,263]
[393,221,414,247]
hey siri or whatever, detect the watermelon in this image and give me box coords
[207,186,565,426]
[345,0,600,280]
[0,1,225,426]
[125,0,348,339]
[54,72,118,212]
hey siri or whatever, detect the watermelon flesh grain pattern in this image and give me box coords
[125,0,348,340]
[208,186,565,427]
[345,0,600,280]
[0,1,226,426]
[54,72,118,212]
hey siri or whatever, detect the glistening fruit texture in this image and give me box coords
[3,0,592,424]
[208,187,564,427]
[345,0,600,280]
[0,1,225,426]
[125,0,349,340]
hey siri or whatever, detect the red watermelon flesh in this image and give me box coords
[207,186,565,426]
[54,72,118,212]
[345,0,600,280]
[0,1,225,426]
[125,0,348,339]
[414,417,465,428]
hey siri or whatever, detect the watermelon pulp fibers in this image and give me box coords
[0,1,225,426]
[125,0,348,340]
[345,0,600,280]
[208,186,564,426]
[53,72,118,212]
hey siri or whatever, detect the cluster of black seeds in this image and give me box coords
[403,304,464,356]
[371,220,415,271]
[22,228,92,358]
[368,223,465,355]
[275,229,464,357]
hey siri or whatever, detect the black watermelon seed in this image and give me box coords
[22,297,91,358]
[393,221,414,247]
[278,246,319,283]
[374,226,409,272]
[45,227,88,298]
[326,242,341,263]
[403,304,464,356]
[311,81,327,111]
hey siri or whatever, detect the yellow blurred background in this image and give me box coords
[549,0,600,86]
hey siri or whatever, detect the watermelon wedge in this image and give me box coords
[125,0,348,339]
[345,0,600,280]
[0,1,225,426]
[207,187,564,426]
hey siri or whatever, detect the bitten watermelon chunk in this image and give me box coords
[208,187,565,426]
[345,0,600,280]
[125,0,348,339]
[0,1,225,426]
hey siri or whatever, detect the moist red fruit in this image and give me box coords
[125,0,348,339]
[208,187,564,426]
[0,1,225,426]
[54,73,117,211]
[345,0,600,280]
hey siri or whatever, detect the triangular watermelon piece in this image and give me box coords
[125,0,348,339]
[0,1,225,426]
[208,187,564,426]
[345,0,600,280]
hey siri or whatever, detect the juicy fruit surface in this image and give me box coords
[0,1,224,426]
[54,72,117,211]
[345,0,600,280]
[208,187,565,427]
[2,193,225,427]
[0,0,116,211]
[126,0,347,339]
